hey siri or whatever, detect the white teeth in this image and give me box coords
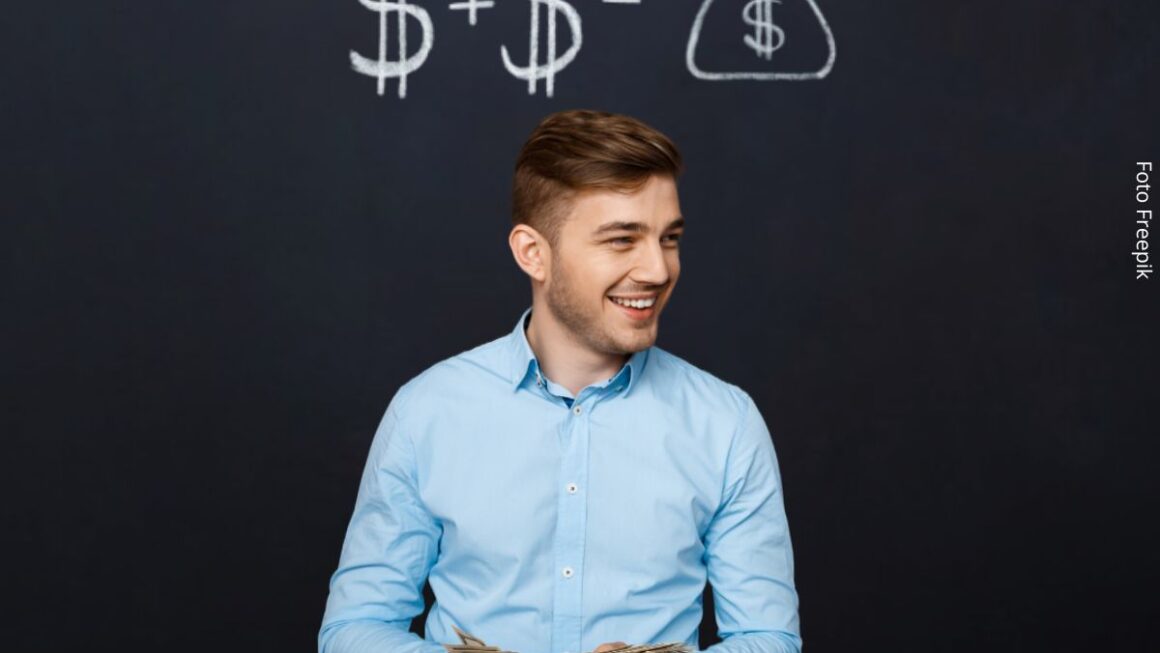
[610,296,656,309]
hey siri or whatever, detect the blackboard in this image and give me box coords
[4,1,1157,651]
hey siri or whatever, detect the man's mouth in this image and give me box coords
[608,295,657,309]
[607,294,658,320]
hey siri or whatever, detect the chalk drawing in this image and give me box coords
[687,0,836,80]
[742,0,785,60]
[350,0,434,98]
[500,0,583,98]
[349,0,837,98]
[449,0,494,26]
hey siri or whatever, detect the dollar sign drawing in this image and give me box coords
[742,0,785,60]
[350,0,434,98]
[500,0,583,98]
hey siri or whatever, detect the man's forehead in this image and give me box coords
[563,187,682,229]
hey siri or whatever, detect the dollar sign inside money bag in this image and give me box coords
[350,0,434,98]
[500,0,583,98]
[742,0,785,60]
[687,0,836,80]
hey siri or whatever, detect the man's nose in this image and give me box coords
[631,239,671,285]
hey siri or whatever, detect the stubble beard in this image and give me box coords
[545,251,654,357]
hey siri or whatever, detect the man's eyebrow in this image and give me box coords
[592,217,685,236]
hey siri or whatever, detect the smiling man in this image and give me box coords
[319,110,801,653]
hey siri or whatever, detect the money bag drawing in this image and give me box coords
[686,0,836,80]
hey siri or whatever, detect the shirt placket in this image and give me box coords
[549,384,591,653]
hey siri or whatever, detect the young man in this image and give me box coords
[319,110,801,653]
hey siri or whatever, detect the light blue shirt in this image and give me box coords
[319,307,801,653]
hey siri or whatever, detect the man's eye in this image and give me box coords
[663,234,682,245]
[611,237,633,245]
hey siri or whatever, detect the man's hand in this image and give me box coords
[594,642,629,653]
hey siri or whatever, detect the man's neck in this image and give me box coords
[525,306,629,398]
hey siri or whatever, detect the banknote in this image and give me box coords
[444,625,692,653]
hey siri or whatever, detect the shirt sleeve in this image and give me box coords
[701,391,802,653]
[318,390,447,653]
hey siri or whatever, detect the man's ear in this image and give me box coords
[509,224,550,283]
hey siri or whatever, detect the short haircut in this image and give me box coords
[511,109,684,247]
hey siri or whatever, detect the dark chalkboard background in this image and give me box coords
[3,1,1158,651]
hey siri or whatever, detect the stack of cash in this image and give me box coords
[444,625,517,653]
[445,626,692,653]
[591,644,693,653]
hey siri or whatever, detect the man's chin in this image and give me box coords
[616,329,658,354]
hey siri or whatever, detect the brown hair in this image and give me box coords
[511,109,684,247]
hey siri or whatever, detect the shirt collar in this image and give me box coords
[508,305,650,397]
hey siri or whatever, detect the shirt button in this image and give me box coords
[566,482,578,494]
[572,405,582,415]
[561,566,574,578]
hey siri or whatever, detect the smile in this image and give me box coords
[608,296,656,309]
[607,295,658,321]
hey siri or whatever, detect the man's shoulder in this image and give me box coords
[645,345,752,414]
[392,332,514,408]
